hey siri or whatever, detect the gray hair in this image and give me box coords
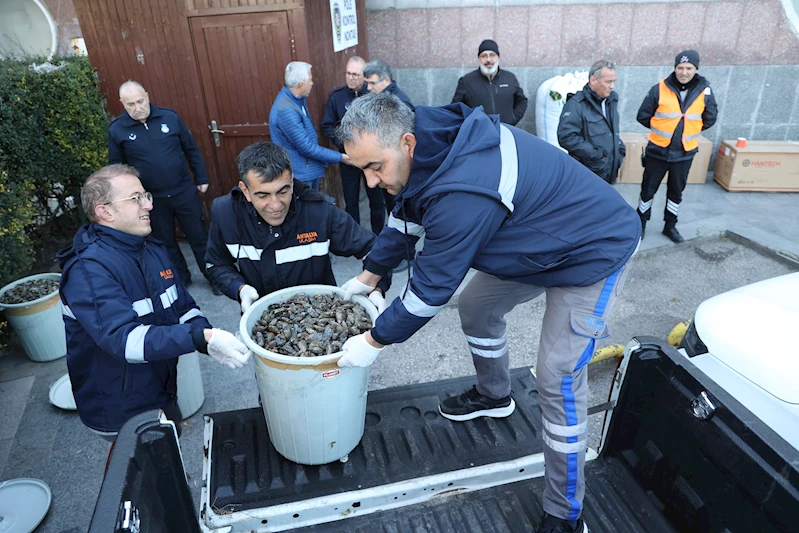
[589,60,616,79]
[82,164,140,223]
[363,60,392,82]
[337,93,415,149]
[119,80,146,98]
[347,56,365,67]
[284,61,312,88]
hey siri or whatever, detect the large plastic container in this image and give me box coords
[176,351,205,419]
[0,273,66,362]
[240,285,377,465]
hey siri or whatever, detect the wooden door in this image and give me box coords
[190,12,294,195]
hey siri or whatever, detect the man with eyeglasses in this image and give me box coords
[108,80,216,292]
[557,60,625,184]
[322,56,386,234]
[636,50,717,243]
[452,39,528,126]
[58,164,250,442]
[362,59,414,219]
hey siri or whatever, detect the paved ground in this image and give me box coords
[1,179,798,532]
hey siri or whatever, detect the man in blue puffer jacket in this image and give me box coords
[58,164,250,440]
[335,94,641,533]
[269,61,353,190]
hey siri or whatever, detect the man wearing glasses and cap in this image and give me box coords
[557,60,625,184]
[58,164,250,442]
[452,39,528,126]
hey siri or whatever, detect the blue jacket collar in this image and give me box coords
[281,86,307,107]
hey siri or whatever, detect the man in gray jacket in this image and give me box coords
[557,60,625,184]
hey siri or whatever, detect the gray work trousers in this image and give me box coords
[457,263,631,521]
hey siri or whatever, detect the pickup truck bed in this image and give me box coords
[90,338,799,532]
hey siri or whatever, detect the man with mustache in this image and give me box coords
[452,39,528,126]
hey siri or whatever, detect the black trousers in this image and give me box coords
[637,156,694,224]
[340,163,385,234]
[150,189,208,284]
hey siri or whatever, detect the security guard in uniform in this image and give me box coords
[636,50,717,242]
[108,80,216,290]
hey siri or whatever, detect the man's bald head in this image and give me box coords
[119,80,151,123]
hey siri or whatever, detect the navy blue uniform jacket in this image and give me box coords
[206,180,388,299]
[322,83,368,151]
[108,104,209,197]
[58,224,211,432]
[363,104,641,346]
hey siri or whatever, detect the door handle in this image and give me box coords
[209,120,225,147]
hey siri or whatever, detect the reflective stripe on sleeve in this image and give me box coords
[132,298,154,317]
[125,324,151,363]
[387,214,425,237]
[179,308,204,324]
[498,125,519,213]
[226,244,263,261]
[401,289,445,318]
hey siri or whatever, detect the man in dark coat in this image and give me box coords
[322,56,385,234]
[205,142,389,313]
[108,81,215,291]
[636,50,718,242]
[557,60,625,184]
[335,93,640,533]
[451,39,528,126]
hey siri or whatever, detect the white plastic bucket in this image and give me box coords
[177,351,205,419]
[240,285,377,465]
[0,273,66,362]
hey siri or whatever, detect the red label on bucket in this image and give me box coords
[322,369,340,380]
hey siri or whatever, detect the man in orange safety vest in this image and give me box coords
[636,50,718,243]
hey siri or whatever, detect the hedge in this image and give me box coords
[0,56,109,347]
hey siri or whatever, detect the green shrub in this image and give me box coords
[0,56,109,348]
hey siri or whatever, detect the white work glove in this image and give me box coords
[207,329,251,369]
[368,291,389,314]
[341,276,375,301]
[239,285,259,312]
[337,333,384,368]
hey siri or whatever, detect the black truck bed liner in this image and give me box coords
[208,369,545,511]
[291,457,677,533]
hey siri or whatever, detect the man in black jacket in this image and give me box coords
[108,81,216,291]
[451,39,528,126]
[205,142,388,313]
[322,56,385,234]
[636,50,718,243]
[362,59,414,217]
[557,60,624,184]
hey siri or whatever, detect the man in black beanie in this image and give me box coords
[452,39,528,126]
[635,49,718,243]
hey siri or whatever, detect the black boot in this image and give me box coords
[640,219,647,239]
[662,222,684,243]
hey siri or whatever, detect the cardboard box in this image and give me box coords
[714,140,799,192]
[617,133,712,185]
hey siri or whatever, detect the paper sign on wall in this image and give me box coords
[330,0,358,52]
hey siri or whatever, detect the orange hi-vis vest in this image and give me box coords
[648,78,706,151]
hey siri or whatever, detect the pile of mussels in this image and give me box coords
[0,278,60,305]
[250,293,372,357]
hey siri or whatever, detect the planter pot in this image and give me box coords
[0,273,66,362]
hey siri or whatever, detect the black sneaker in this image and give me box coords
[534,513,588,533]
[438,386,516,421]
[662,223,684,243]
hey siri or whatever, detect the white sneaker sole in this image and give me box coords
[438,398,516,421]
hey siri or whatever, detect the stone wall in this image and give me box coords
[367,0,799,146]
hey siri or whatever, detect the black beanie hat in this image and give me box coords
[478,39,500,57]
[675,50,700,69]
